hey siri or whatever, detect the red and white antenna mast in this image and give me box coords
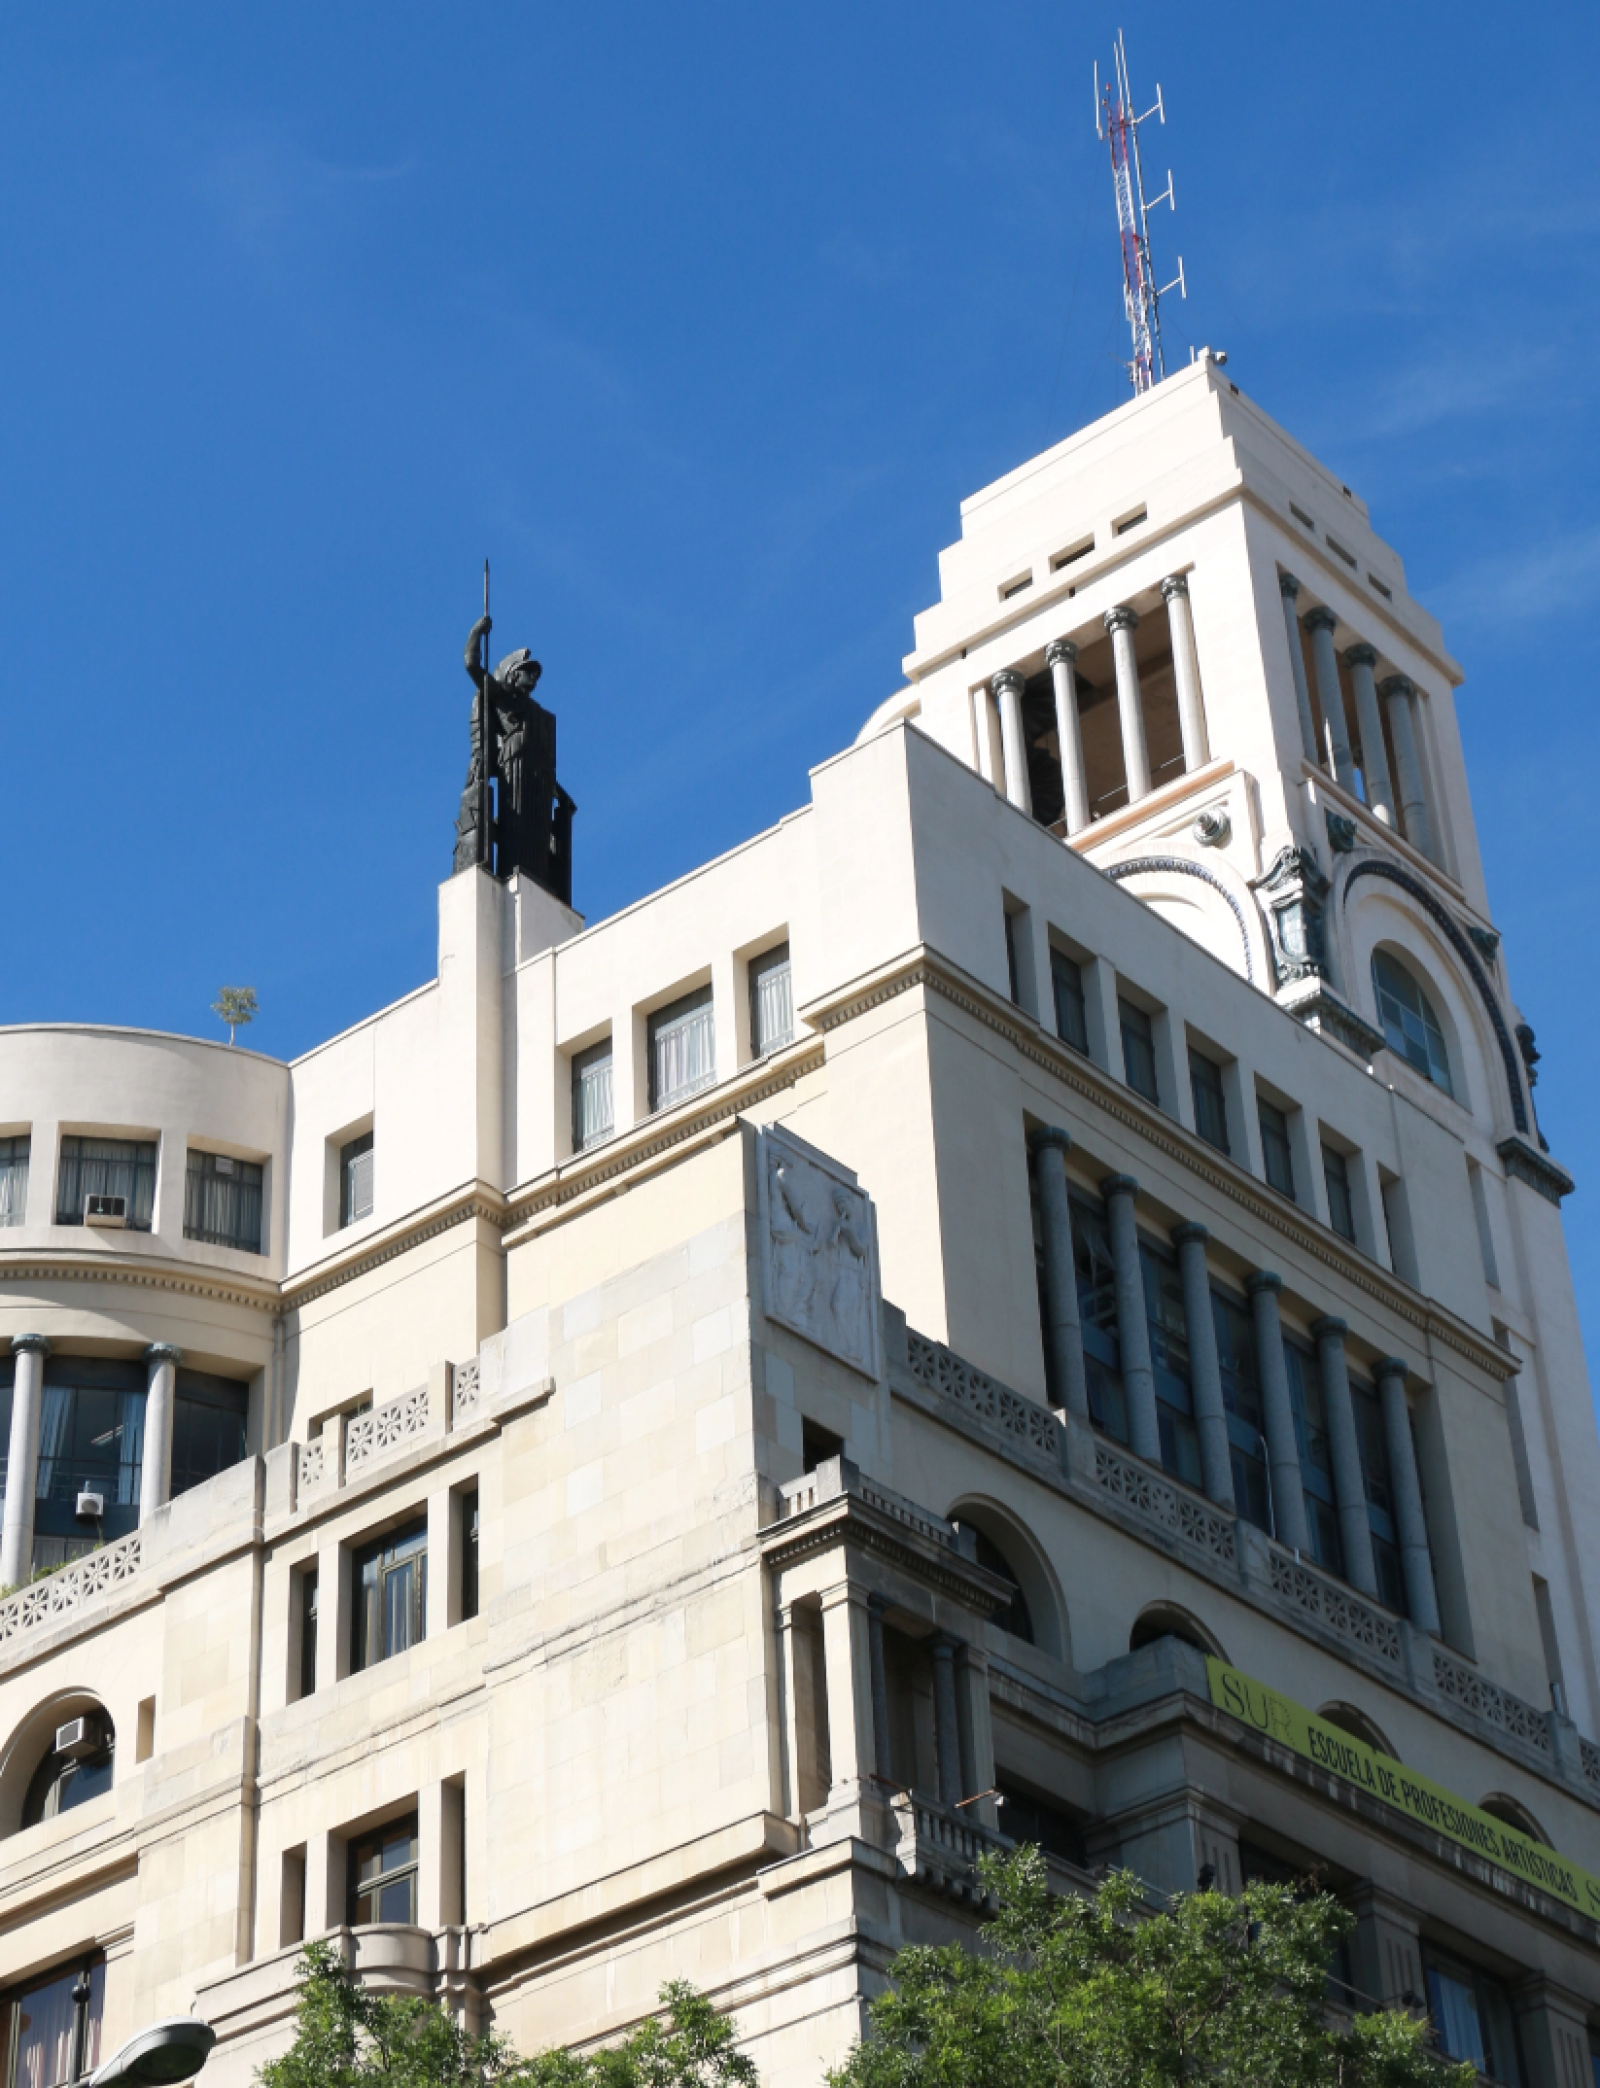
[1095,30,1185,394]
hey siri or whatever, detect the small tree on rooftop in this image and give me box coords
[213,985,258,1045]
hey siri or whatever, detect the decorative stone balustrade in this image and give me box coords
[905,1330,1059,1466]
[451,1359,480,1426]
[778,1458,967,1556]
[0,1533,143,1646]
[889,1790,1009,1903]
[1266,1549,1404,1668]
[1432,1645,1552,1756]
[1093,1438,1238,1568]
[346,1385,430,1475]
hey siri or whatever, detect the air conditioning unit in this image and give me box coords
[84,1194,127,1228]
[55,1715,102,1758]
[75,1489,105,1521]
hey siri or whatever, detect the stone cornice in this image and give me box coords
[281,1187,506,1309]
[759,1486,1013,1615]
[0,1251,281,1316]
[803,943,1515,1384]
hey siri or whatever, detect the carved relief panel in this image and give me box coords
[758,1128,882,1381]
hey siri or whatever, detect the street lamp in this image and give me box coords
[88,2018,216,2088]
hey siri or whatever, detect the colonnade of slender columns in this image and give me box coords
[1160,574,1210,772]
[1104,607,1152,804]
[1279,573,1322,763]
[1341,644,1395,827]
[141,1343,182,1517]
[1303,606,1357,791]
[1027,1158,1439,1628]
[990,669,1033,816]
[1045,639,1090,835]
[1380,674,1437,863]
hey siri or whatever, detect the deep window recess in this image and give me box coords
[0,1135,29,1227]
[0,1959,106,2088]
[995,1780,1084,1864]
[33,1357,147,1564]
[648,988,715,1112]
[1004,913,1022,1004]
[1371,950,1454,1097]
[171,1370,249,1499]
[1211,1290,1270,1532]
[1424,1949,1523,2084]
[339,1131,374,1227]
[1322,1144,1356,1242]
[21,1713,115,1827]
[1350,1381,1406,1613]
[1051,950,1088,1054]
[460,1489,480,1621]
[347,1814,419,1926]
[1141,1243,1201,1487]
[801,1418,845,1472]
[1119,1000,1160,1105]
[353,1519,428,1670]
[298,1569,319,1699]
[183,1149,264,1253]
[749,942,794,1057]
[1070,1195,1126,1444]
[952,1524,1034,1643]
[1284,1342,1343,1575]
[1189,1052,1229,1153]
[1259,1100,1296,1200]
[570,1043,614,1153]
[56,1136,156,1231]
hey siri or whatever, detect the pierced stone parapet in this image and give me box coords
[297,1438,327,1495]
[1093,1440,1238,1566]
[451,1359,481,1425]
[906,1331,1059,1465]
[1580,1736,1600,1794]
[0,1533,142,1645]
[890,1789,1008,1903]
[1266,1549,1403,1667]
[1432,1647,1553,1756]
[346,1385,430,1475]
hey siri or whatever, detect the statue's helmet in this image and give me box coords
[496,647,543,691]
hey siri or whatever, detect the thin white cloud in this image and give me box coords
[1434,523,1600,631]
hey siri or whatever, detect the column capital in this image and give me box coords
[1311,1314,1348,1343]
[989,667,1026,699]
[927,1630,958,1660]
[1374,1355,1410,1386]
[1101,1171,1140,1202]
[145,1342,183,1367]
[1301,605,1339,635]
[1028,1124,1072,1157]
[1045,636,1078,668]
[1342,642,1378,670]
[1159,572,1190,603]
[1278,571,1302,600]
[1378,672,1415,701]
[1171,1221,1209,1248]
[1104,604,1139,635]
[1245,1269,1282,1298]
[10,1333,50,1357]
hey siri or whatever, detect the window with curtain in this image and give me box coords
[339,1132,374,1227]
[749,942,794,1056]
[170,1370,249,1497]
[1051,950,1088,1054]
[55,1137,156,1230]
[1322,1144,1357,1241]
[347,1815,419,1926]
[1,1961,105,2088]
[649,988,715,1111]
[33,1360,146,1561]
[1070,1196,1126,1444]
[1259,1099,1296,1200]
[353,1519,427,1670]
[1423,1950,1522,2084]
[1372,949,1454,1096]
[1189,1051,1229,1153]
[0,1135,29,1227]
[1351,1381,1406,1613]
[1211,1289,1270,1532]
[1119,999,1160,1105]
[1284,1341,1343,1575]
[1141,1242,1201,1487]
[183,1150,263,1253]
[571,1042,614,1152]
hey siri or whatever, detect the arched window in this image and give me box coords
[1318,1702,1396,1757]
[952,1521,1035,1644]
[1129,1602,1225,1660]
[1478,1794,1551,1847]
[21,1711,114,1827]
[1372,949,1454,1097]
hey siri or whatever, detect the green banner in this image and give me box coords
[1205,1658,1600,1920]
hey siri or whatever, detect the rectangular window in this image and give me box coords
[1051,951,1088,1054]
[183,1149,264,1253]
[352,1519,428,1671]
[1189,1052,1229,1153]
[1258,1100,1296,1200]
[1004,912,1022,1004]
[649,988,716,1112]
[749,942,794,1056]
[1070,1195,1126,1445]
[1322,1144,1356,1242]
[1350,1381,1406,1612]
[1141,1243,1200,1488]
[171,1370,249,1497]
[1211,1289,1270,1531]
[0,1960,106,2088]
[298,1568,319,1700]
[1119,999,1159,1105]
[347,1814,419,1927]
[0,1135,29,1227]
[1423,1951,1522,2084]
[1284,1341,1343,1575]
[460,1489,479,1621]
[55,1136,156,1231]
[339,1132,374,1228]
[570,1043,614,1153]
[33,1359,147,1558]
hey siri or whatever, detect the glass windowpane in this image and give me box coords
[1051,951,1088,1053]
[1190,1052,1229,1153]
[1372,950,1454,1096]
[1323,1145,1356,1241]
[649,990,716,1111]
[55,1137,157,1231]
[749,944,793,1056]
[0,1135,31,1226]
[571,1044,614,1151]
[1259,1100,1296,1199]
[183,1151,263,1252]
[1119,1000,1159,1105]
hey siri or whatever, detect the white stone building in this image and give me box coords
[0,354,1596,2088]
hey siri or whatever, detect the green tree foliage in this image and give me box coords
[256,1943,757,2088]
[213,985,258,1044]
[830,1851,1472,2088]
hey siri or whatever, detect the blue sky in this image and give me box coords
[2,4,1597,1367]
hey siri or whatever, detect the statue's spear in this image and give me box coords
[479,557,494,870]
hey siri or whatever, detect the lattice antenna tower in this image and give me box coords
[1095,31,1185,394]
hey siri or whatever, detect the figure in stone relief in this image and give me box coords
[768,1153,817,1330]
[822,1184,872,1363]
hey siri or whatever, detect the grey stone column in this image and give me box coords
[1160,575,1210,771]
[929,1635,964,1807]
[1245,1273,1311,1553]
[1279,574,1321,764]
[141,1343,182,1521]
[1303,607,1356,791]
[0,1335,49,1590]
[1103,1175,1161,1464]
[1375,1359,1441,1633]
[1174,1225,1231,1507]
[1104,607,1152,803]
[1046,639,1090,835]
[1030,1127,1089,1420]
[1341,644,1395,827]
[990,669,1033,815]
[867,1595,893,1782]
[1378,675,1436,863]
[1311,1317,1378,1596]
